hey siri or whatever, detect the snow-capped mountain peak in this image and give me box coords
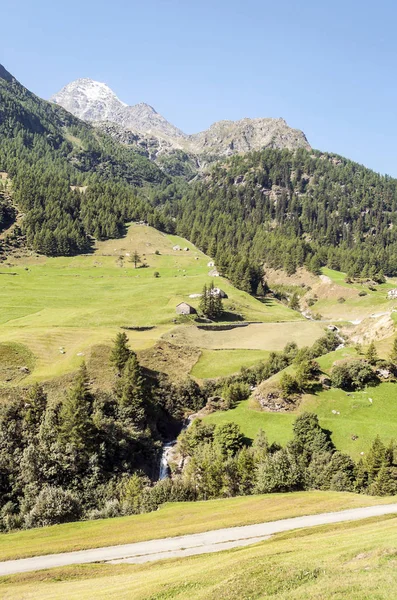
[50,79,186,138]
[50,78,127,123]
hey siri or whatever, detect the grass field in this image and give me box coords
[309,268,397,321]
[191,349,270,379]
[203,344,397,457]
[165,321,324,351]
[0,491,394,562]
[203,385,397,459]
[2,512,397,598]
[0,224,299,383]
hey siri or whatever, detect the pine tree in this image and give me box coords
[365,435,386,483]
[199,284,208,316]
[59,362,96,452]
[253,429,268,461]
[110,332,131,373]
[23,384,47,431]
[118,355,146,428]
[208,281,216,319]
[368,464,397,496]
[354,458,368,492]
[199,282,223,320]
[131,251,141,269]
[289,292,300,311]
[213,291,223,319]
[366,341,378,365]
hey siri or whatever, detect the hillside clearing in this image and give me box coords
[191,349,270,379]
[164,321,325,351]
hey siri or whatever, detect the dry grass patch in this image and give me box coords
[138,341,201,381]
[165,322,326,351]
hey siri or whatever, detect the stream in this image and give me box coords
[158,415,195,480]
[159,442,175,480]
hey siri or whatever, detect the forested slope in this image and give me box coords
[168,148,397,289]
[0,65,172,255]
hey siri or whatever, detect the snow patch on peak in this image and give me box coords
[50,78,127,122]
[62,78,128,106]
[51,80,187,138]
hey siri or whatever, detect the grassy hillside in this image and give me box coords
[0,491,393,561]
[191,349,270,378]
[0,223,300,384]
[203,347,397,458]
[2,503,397,598]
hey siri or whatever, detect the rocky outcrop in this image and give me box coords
[189,117,310,156]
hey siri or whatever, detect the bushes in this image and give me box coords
[25,486,82,528]
[254,449,301,494]
[221,381,250,408]
[330,360,378,390]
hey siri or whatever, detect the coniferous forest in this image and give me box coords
[167,149,397,291]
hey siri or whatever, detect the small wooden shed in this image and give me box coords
[176,302,197,315]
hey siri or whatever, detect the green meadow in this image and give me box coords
[191,349,270,378]
[203,345,397,458]
[0,224,299,383]
[0,491,393,561]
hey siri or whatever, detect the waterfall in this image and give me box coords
[158,415,195,480]
[159,442,175,480]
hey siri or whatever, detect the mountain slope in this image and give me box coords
[0,65,171,257]
[167,147,397,287]
[51,79,186,139]
[51,79,310,172]
[189,117,310,156]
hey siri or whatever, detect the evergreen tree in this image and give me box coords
[23,384,47,430]
[199,282,223,320]
[131,251,141,269]
[390,337,397,364]
[199,284,209,316]
[110,332,131,373]
[366,341,378,365]
[117,355,146,428]
[253,429,268,461]
[59,362,96,452]
[289,292,300,311]
[365,435,386,483]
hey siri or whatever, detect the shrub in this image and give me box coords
[87,499,121,520]
[153,271,160,278]
[358,290,367,296]
[337,297,346,303]
[214,422,245,456]
[222,381,250,408]
[330,360,378,390]
[25,486,82,528]
[280,372,298,397]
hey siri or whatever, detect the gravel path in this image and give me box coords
[1,504,397,575]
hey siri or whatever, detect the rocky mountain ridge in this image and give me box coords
[51,79,311,173]
[50,78,186,139]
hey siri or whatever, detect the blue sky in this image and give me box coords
[2,0,397,175]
